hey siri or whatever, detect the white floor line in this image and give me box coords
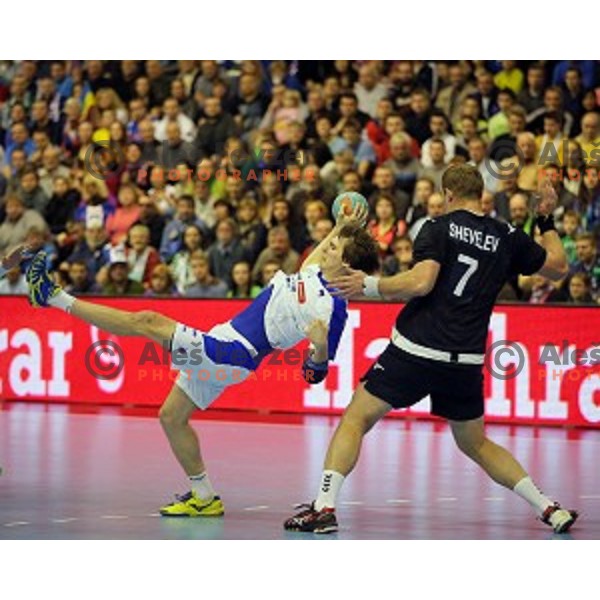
[4,521,30,527]
[579,495,600,499]
[341,501,364,506]
[51,518,78,523]
[484,497,505,501]
[243,505,269,511]
[437,497,457,502]
[100,515,129,520]
[386,499,411,504]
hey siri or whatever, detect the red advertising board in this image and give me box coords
[0,296,599,428]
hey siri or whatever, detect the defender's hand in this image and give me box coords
[535,178,558,217]
[328,264,368,299]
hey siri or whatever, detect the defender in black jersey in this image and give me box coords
[284,164,578,535]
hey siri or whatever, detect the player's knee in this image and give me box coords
[455,434,485,460]
[159,403,187,430]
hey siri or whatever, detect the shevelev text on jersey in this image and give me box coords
[448,222,501,253]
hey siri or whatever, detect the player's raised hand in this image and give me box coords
[1,244,33,271]
[336,198,368,227]
[328,264,368,299]
[305,319,329,347]
[535,177,558,217]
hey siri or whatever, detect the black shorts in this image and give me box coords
[361,343,484,421]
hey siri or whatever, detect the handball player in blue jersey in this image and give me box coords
[25,203,379,517]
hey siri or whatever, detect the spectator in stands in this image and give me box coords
[494,61,524,94]
[19,165,49,213]
[517,63,546,115]
[339,118,376,178]
[125,223,161,288]
[134,194,166,250]
[252,225,299,280]
[185,251,228,298]
[257,258,281,287]
[382,235,414,276]
[382,132,420,195]
[102,247,145,296]
[144,263,178,298]
[297,217,334,267]
[0,266,28,294]
[227,260,262,299]
[67,224,110,283]
[576,113,600,166]
[354,64,388,119]
[368,194,405,260]
[514,132,539,192]
[155,97,196,144]
[561,210,581,265]
[138,119,159,163]
[207,217,247,287]
[421,109,457,167]
[233,73,266,134]
[409,191,446,240]
[195,97,236,158]
[580,166,600,234]
[435,63,476,125]
[509,192,534,235]
[169,224,204,294]
[236,196,267,262]
[64,260,101,295]
[156,121,196,171]
[38,146,70,197]
[419,138,447,191]
[105,183,141,246]
[192,178,218,229]
[487,89,515,140]
[404,88,432,146]
[472,70,498,121]
[5,122,35,162]
[569,232,600,302]
[566,272,595,304]
[369,165,410,220]
[332,92,370,136]
[159,194,208,262]
[0,195,47,252]
[467,137,498,194]
[43,175,79,236]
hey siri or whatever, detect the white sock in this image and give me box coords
[513,476,554,516]
[314,470,345,511]
[48,290,75,313]
[189,471,216,501]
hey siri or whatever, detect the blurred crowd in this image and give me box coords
[0,60,599,305]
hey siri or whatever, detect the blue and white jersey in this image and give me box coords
[230,264,348,368]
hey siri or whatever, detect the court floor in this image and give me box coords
[0,403,598,539]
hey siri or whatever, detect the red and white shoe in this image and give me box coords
[540,503,579,533]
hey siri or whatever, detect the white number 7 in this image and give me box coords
[453,254,478,297]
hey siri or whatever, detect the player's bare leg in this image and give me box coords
[323,383,392,478]
[159,384,205,476]
[450,417,578,533]
[284,384,391,533]
[71,300,176,347]
[158,383,224,517]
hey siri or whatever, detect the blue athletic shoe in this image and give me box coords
[27,252,60,307]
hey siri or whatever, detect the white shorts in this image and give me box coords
[171,321,254,409]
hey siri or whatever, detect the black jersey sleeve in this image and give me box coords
[413,219,445,264]
[508,226,548,276]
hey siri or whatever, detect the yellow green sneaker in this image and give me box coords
[26,252,60,308]
[159,491,225,517]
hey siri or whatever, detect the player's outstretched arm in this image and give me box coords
[301,201,368,270]
[329,260,440,302]
[533,180,568,281]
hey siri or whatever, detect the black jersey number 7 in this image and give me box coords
[453,253,479,297]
